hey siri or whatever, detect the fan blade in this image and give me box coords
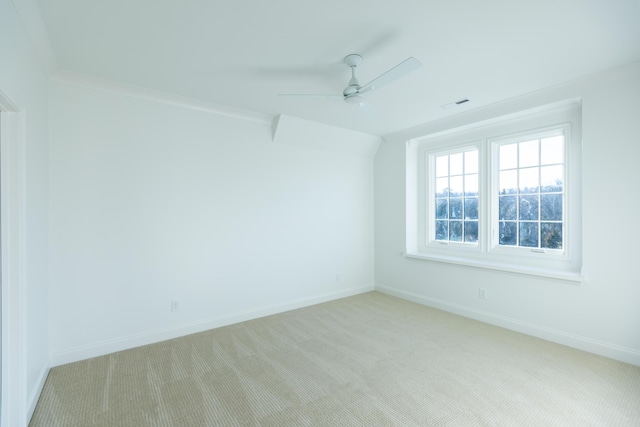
[358,57,422,95]
[277,93,343,99]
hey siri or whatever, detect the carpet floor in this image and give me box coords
[30,291,640,426]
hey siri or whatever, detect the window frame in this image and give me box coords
[428,144,482,247]
[406,100,582,282]
[489,124,570,257]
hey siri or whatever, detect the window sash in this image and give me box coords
[429,148,480,245]
[489,125,569,255]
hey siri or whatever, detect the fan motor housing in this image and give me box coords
[344,54,362,67]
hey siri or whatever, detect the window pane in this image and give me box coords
[450,221,463,241]
[519,195,539,220]
[465,150,478,174]
[436,199,449,219]
[519,139,539,167]
[541,223,563,249]
[519,167,539,193]
[499,170,517,194]
[464,198,478,219]
[540,165,563,192]
[436,177,449,197]
[435,221,448,240]
[464,221,478,242]
[500,143,517,170]
[519,222,539,247]
[540,136,564,165]
[450,198,463,219]
[540,194,562,220]
[499,221,517,245]
[465,174,478,196]
[499,196,517,220]
[449,176,463,197]
[450,153,463,176]
[435,155,448,177]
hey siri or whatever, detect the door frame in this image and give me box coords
[0,88,26,427]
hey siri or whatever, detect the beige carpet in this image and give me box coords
[30,292,640,426]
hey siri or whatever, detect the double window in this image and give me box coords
[406,101,582,281]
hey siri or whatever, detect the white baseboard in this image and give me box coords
[50,284,374,367]
[375,283,640,367]
[27,363,50,424]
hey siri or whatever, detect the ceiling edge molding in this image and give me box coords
[10,0,58,76]
[50,69,272,125]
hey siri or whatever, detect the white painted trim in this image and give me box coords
[50,69,272,125]
[0,97,27,426]
[9,0,59,76]
[403,251,583,283]
[50,284,374,366]
[26,364,49,422]
[375,283,640,367]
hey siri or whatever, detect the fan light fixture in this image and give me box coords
[344,94,365,105]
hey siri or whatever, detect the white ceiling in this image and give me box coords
[34,0,640,136]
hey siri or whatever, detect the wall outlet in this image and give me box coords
[171,300,179,312]
[336,273,341,282]
[479,288,488,300]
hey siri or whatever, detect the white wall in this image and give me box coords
[48,81,377,364]
[375,61,640,366]
[0,0,51,423]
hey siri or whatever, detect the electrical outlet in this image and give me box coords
[479,288,487,300]
[171,300,179,312]
[336,273,341,282]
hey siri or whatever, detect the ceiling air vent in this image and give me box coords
[440,98,470,110]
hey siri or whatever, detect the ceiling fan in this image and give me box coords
[278,54,422,105]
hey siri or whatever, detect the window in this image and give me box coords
[433,149,479,243]
[406,100,582,281]
[494,130,565,250]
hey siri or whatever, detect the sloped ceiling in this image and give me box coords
[34,0,640,136]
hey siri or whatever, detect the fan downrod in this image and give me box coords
[343,54,363,100]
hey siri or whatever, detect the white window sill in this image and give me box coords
[403,251,583,284]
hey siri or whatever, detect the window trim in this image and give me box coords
[406,100,582,283]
